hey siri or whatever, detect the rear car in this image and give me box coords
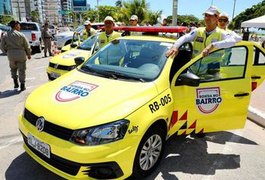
[46,34,99,80]
[20,22,42,54]
[19,27,265,179]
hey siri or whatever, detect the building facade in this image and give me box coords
[0,0,13,15]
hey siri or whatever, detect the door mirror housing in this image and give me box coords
[176,73,200,87]
[74,57,85,66]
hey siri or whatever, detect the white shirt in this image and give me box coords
[173,27,238,49]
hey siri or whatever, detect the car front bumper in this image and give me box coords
[18,112,139,179]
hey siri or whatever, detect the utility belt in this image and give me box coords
[44,37,52,39]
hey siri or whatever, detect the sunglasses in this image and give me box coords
[218,19,228,23]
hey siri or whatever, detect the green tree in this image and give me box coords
[122,0,150,24]
[30,11,39,22]
[231,0,265,29]
[0,15,14,25]
[98,6,119,22]
[145,10,162,25]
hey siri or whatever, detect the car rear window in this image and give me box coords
[20,23,38,31]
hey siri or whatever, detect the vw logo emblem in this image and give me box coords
[54,64,59,69]
[36,117,45,132]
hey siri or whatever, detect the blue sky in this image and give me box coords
[88,0,263,20]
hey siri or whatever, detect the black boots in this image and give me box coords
[13,78,26,91]
[20,83,26,91]
[44,53,47,57]
[14,79,19,88]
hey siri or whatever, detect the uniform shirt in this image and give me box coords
[98,31,121,48]
[1,29,31,61]
[173,27,237,50]
[83,28,96,40]
[42,28,52,39]
[225,29,242,43]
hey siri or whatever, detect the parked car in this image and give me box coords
[19,27,265,179]
[54,23,103,50]
[20,22,42,54]
[46,34,99,80]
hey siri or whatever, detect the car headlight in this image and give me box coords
[70,120,130,146]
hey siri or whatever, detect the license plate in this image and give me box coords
[50,72,60,78]
[27,134,50,158]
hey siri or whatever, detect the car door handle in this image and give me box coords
[251,76,261,79]
[234,93,249,97]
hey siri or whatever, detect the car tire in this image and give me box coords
[132,126,166,178]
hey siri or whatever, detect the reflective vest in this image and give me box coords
[193,27,223,58]
[98,31,121,48]
[191,27,224,75]
[83,28,96,40]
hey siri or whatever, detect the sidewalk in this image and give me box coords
[248,81,265,127]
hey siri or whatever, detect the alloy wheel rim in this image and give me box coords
[139,134,162,170]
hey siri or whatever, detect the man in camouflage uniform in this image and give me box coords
[1,20,31,91]
[42,22,53,57]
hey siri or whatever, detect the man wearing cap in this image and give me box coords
[218,12,241,42]
[166,6,239,75]
[218,12,242,65]
[41,22,53,57]
[129,15,142,36]
[83,20,96,40]
[98,16,121,48]
[1,20,31,91]
[166,6,237,58]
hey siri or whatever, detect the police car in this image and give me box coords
[46,34,99,80]
[19,27,265,179]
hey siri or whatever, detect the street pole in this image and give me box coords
[172,0,178,26]
[17,0,21,21]
[232,0,236,19]
[97,0,99,22]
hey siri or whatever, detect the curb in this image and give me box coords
[248,106,265,128]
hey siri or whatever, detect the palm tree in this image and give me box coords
[122,0,150,24]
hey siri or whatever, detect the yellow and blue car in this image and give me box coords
[47,34,99,80]
[19,32,265,179]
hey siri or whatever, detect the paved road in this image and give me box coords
[0,53,265,180]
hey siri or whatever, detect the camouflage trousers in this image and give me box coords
[9,60,26,83]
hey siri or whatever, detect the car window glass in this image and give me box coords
[187,46,248,82]
[20,23,38,31]
[253,47,265,65]
[78,35,98,50]
[81,39,172,81]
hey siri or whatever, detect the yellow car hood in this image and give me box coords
[26,70,158,129]
[50,49,91,66]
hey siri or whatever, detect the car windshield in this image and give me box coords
[80,39,172,82]
[77,34,98,50]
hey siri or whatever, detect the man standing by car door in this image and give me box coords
[166,6,238,58]
[0,20,31,91]
[42,22,53,57]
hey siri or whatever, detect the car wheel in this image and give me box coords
[132,126,166,178]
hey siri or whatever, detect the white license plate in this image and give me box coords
[50,72,60,78]
[27,134,50,158]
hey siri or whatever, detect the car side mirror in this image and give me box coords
[175,73,200,87]
[74,57,85,65]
